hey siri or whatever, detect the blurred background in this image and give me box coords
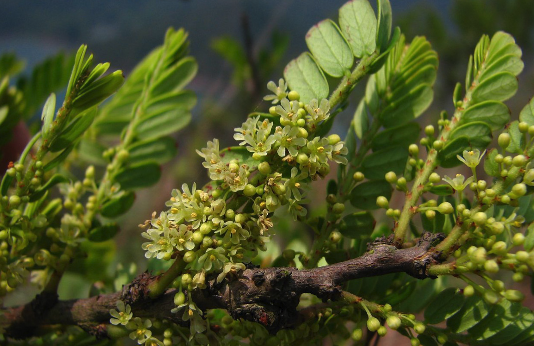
[2,0,534,327]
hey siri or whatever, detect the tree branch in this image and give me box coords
[4,232,445,339]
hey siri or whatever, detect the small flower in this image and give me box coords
[217,262,246,283]
[110,300,133,326]
[192,270,207,289]
[196,139,226,181]
[276,126,306,157]
[307,137,331,165]
[218,221,250,244]
[288,198,308,220]
[144,338,164,346]
[442,174,474,191]
[457,149,486,168]
[284,167,308,201]
[196,247,228,272]
[275,98,300,124]
[127,317,152,344]
[174,224,195,252]
[305,99,330,123]
[329,141,348,165]
[263,78,287,104]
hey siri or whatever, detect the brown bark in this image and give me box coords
[4,232,445,339]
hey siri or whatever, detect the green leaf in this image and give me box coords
[305,19,353,77]
[150,57,198,96]
[506,121,524,154]
[468,299,521,341]
[376,0,392,53]
[519,97,534,126]
[29,174,70,202]
[145,90,197,116]
[0,106,7,126]
[338,212,375,238]
[437,136,471,168]
[43,145,75,172]
[449,121,492,149]
[66,45,88,96]
[427,185,454,196]
[460,100,510,131]
[447,295,490,333]
[134,108,191,141]
[283,52,328,104]
[361,147,408,180]
[487,307,534,346]
[128,136,177,165]
[471,72,518,104]
[72,70,124,112]
[0,174,13,196]
[353,99,369,139]
[100,192,136,218]
[381,83,434,128]
[424,288,464,324]
[417,335,438,346]
[371,122,420,151]
[338,0,377,58]
[88,223,119,242]
[49,107,97,152]
[484,149,500,178]
[453,82,462,106]
[525,223,534,252]
[114,162,161,190]
[41,93,56,138]
[368,26,400,74]
[349,180,392,210]
[480,54,524,83]
[77,139,107,165]
[486,31,522,66]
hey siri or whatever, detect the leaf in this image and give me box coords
[43,145,75,172]
[471,72,518,104]
[437,136,471,168]
[338,0,377,58]
[368,26,400,74]
[449,121,492,149]
[66,45,88,96]
[128,136,177,165]
[484,149,500,178]
[349,180,392,210]
[77,139,107,165]
[29,174,70,202]
[88,223,119,242]
[100,192,136,218]
[145,90,197,116]
[376,0,392,53]
[453,82,462,106]
[427,185,454,196]
[41,93,56,138]
[468,299,521,341]
[424,288,464,324]
[0,174,13,196]
[460,100,510,131]
[338,212,375,238]
[72,70,124,112]
[134,108,191,141]
[149,57,198,96]
[480,54,524,83]
[305,19,353,77]
[447,295,490,333]
[381,83,434,128]
[283,52,328,104]
[506,121,524,154]
[114,162,161,190]
[525,223,534,252]
[361,147,408,180]
[519,97,534,126]
[371,122,420,151]
[353,99,369,139]
[487,307,534,346]
[49,107,97,153]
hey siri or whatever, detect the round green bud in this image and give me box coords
[328,134,341,145]
[491,241,507,256]
[420,137,429,146]
[258,162,271,175]
[471,247,487,264]
[484,290,500,305]
[411,338,421,346]
[8,195,21,208]
[183,251,196,263]
[235,213,247,224]
[163,329,173,339]
[282,249,295,261]
[273,184,286,196]
[433,140,444,150]
[252,152,263,160]
[495,154,504,164]
[529,125,534,136]
[14,163,24,172]
[425,125,435,136]
[472,212,488,226]
[85,166,95,179]
[181,273,192,285]
[498,133,511,149]
[464,285,475,297]
[288,90,300,101]
[225,209,235,220]
[212,189,223,199]
[512,183,527,197]
[484,259,499,273]
[192,231,203,244]
[326,194,337,204]
[332,202,345,214]
[351,329,363,341]
[503,156,513,167]
[425,210,436,220]
[409,158,417,166]
[297,127,309,138]
[256,185,265,195]
[116,149,129,162]
[377,326,387,336]
[505,289,525,302]
[269,106,277,116]
[429,172,441,184]
[367,317,381,332]
[202,237,213,248]
[296,153,309,165]
[485,189,496,197]
[513,233,525,246]
[437,202,453,214]
[414,323,426,334]
[200,222,212,235]
[516,250,529,262]
[353,171,364,182]
[500,195,511,204]
[519,121,529,133]
[477,180,487,191]
[492,280,505,292]
[243,184,256,197]
[376,196,389,209]
[174,291,186,305]
[296,119,306,127]
[229,162,239,173]
[512,272,524,282]
[409,144,419,156]
[329,231,342,243]
[297,108,306,118]
[396,177,407,189]
[385,171,397,184]
[6,168,15,177]
[30,177,41,187]
[513,155,527,167]
[386,315,401,330]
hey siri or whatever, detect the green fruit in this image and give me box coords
[332,203,345,214]
[258,162,271,175]
[174,291,186,305]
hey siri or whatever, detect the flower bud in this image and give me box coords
[519,121,529,133]
[8,195,21,208]
[297,119,306,127]
[183,251,196,263]
[438,202,453,214]
[411,338,421,346]
[513,155,527,167]
[505,289,525,302]
[332,203,345,214]
[464,285,475,297]
[385,171,397,183]
[429,172,440,183]
[351,329,363,341]
[376,196,389,209]
[484,259,499,273]
[367,317,381,332]
[512,272,524,282]
[386,315,401,330]
[425,125,435,136]
[327,134,341,145]
[516,251,529,262]
[174,291,186,305]
[471,247,487,264]
[484,290,500,304]
[500,195,511,204]
[513,233,525,246]
[409,144,419,156]
[377,326,387,336]
[288,90,300,101]
[269,106,277,115]
[498,133,511,149]
[296,153,309,165]
[425,210,436,220]
[472,212,487,226]
[433,140,443,150]
[492,280,505,292]
[414,323,426,334]
[258,162,271,175]
[353,172,364,182]
[512,183,527,197]
[329,231,342,243]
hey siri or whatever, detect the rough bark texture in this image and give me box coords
[4,232,445,339]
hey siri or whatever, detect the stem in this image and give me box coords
[147,258,186,299]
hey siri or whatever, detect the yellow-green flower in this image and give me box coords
[457,149,486,168]
[110,300,133,326]
[442,174,474,191]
